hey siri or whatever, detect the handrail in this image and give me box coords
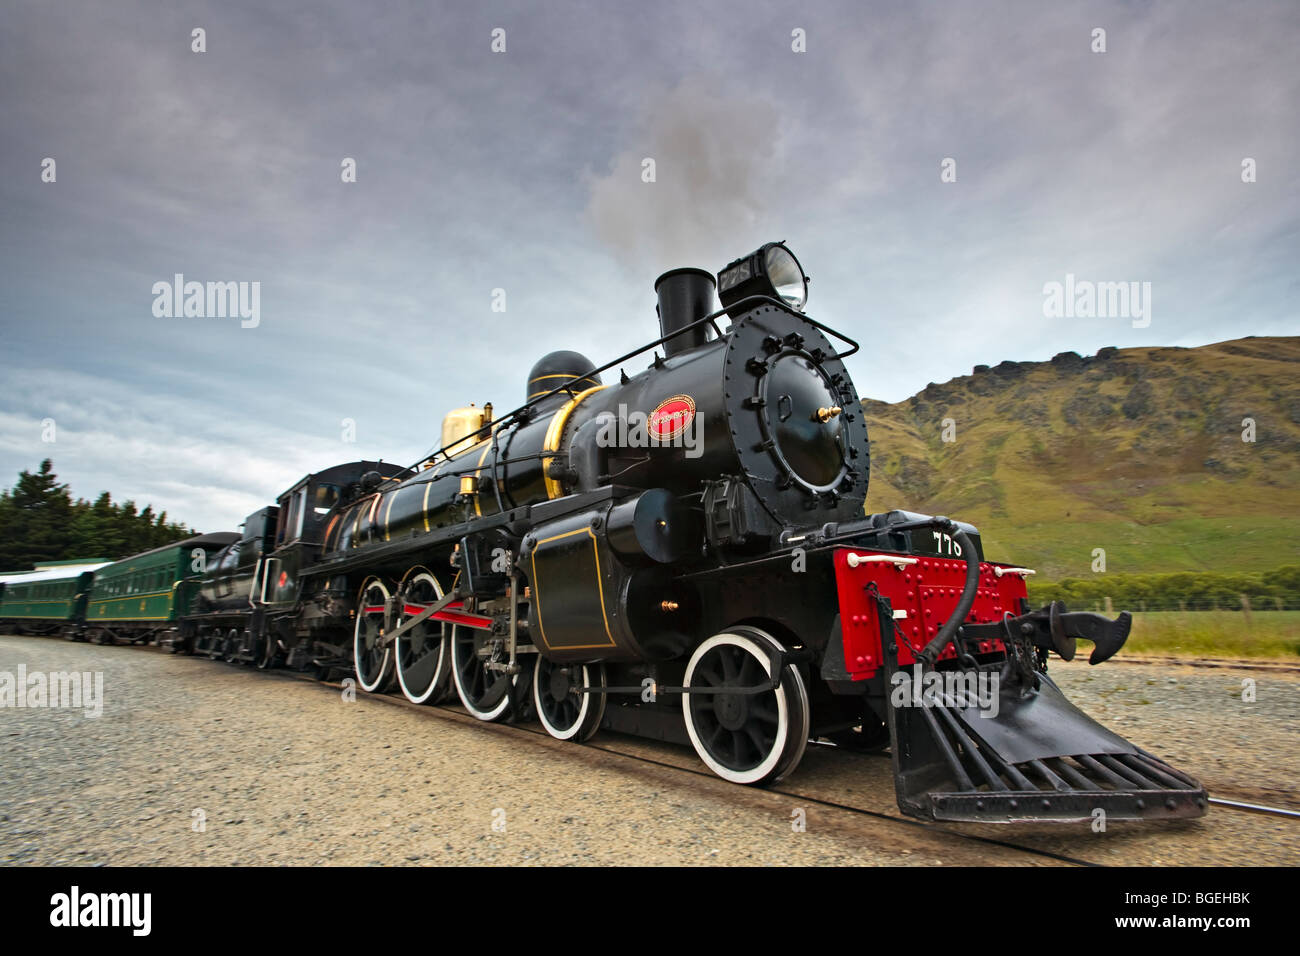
[403,295,859,475]
[247,558,264,609]
[259,558,280,605]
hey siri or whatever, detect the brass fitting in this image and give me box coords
[814,405,843,423]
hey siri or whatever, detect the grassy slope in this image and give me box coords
[861,336,1300,578]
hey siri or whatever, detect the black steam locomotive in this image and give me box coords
[183,242,1207,823]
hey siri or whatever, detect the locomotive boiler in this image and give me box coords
[185,241,1208,823]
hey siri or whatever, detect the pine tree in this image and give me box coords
[0,460,74,567]
[0,461,199,568]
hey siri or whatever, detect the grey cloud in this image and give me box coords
[0,0,1296,536]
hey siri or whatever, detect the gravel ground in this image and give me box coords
[1,635,1295,866]
[1050,657,1299,800]
[0,636,1040,866]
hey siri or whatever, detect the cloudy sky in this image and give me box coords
[1,0,1296,533]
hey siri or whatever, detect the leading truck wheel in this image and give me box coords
[353,577,394,693]
[533,657,606,742]
[394,569,453,704]
[682,627,810,785]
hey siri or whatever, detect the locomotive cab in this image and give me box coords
[256,461,408,613]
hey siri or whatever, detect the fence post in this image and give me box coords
[1240,593,1252,629]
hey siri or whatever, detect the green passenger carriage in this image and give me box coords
[83,533,237,644]
[0,561,109,636]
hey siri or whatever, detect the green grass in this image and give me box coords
[1122,610,1300,659]
[976,516,1300,578]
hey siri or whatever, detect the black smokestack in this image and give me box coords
[654,267,715,357]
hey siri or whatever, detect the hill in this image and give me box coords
[860,336,1300,578]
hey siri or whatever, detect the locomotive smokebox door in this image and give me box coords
[723,307,870,525]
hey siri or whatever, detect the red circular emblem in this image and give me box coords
[278,571,288,588]
[648,395,696,441]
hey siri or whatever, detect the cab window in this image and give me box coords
[313,483,341,516]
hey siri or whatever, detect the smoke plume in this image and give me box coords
[585,75,785,275]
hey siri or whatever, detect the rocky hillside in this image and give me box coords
[861,337,1300,578]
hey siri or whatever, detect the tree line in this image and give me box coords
[1028,566,1300,613]
[0,460,197,570]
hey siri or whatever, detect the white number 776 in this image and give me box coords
[932,531,962,556]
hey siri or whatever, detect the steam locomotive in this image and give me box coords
[108,243,1213,822]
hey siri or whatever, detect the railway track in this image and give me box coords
[1103,654,1300,674]
[260,665,1296,866]
[1206,797,1300,818]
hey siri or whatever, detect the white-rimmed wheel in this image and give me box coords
[394,568,453,704]
[533,656,606,742]
[353,577,394,693]
[221,628,241,664]
[451,623,520,722]
[682,626,810,785]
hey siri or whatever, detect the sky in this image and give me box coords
[1,0,1296,533]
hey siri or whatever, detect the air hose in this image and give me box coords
[914,519,980,668]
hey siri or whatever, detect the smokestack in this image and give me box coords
[654,268,716,357]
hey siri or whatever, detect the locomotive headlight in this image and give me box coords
[716,241,808,317]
